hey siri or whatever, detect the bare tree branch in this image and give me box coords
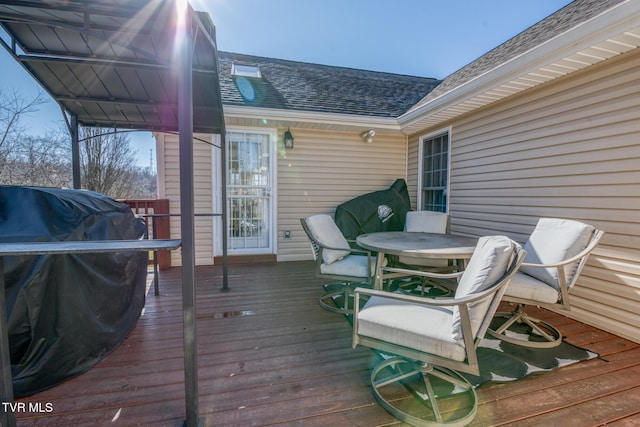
[79,127,153,199]
[1,90,156,198]
[0,88,47,151]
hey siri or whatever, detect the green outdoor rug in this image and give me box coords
[326,279,598,389]
[455,324,597,387]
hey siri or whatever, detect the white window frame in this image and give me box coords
[231,63,262,78]
[417,126,451,213]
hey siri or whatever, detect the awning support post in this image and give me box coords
[178,8,201,427]
[70,114,81,189]
[0,259,17,427]
[220,132,229,291]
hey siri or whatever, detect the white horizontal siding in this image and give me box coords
[406,135,420,210]
[408,48,640,343]
[157,128,407,263]
[277,129,407,261]
[157,133,214,266]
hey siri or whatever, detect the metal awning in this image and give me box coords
[0,0,224,133]
[0,1,226,426]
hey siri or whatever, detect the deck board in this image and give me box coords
[12,261,640,426]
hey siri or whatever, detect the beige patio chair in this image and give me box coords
[353,235,525,426]
[488,218,604,348]
[396,210,453,296]
[399,210,450,263]
[300,214,378,314]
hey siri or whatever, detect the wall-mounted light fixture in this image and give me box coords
[284,128,294,149]
[361,129,375,143]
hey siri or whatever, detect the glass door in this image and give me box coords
[226,131,273,253]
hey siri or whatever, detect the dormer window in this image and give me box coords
[232,63,261,78]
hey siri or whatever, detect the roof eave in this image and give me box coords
[223,105,402,133]
[398,0,640,135]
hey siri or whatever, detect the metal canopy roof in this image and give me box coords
[0,2,227,426]
[0,0,225,134]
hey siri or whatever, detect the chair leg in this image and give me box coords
[319,281,369,315]
[370,357,477,426]
[488,305,563,348]
[391,262,457,298]
[396,276,453,297]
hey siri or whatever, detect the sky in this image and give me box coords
[0,0,574,167]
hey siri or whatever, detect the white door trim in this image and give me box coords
[213,127,277,256]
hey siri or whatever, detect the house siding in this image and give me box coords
[407,134,420,209]
[276,129,407,261]
[408,48,640,343]
[157,128,407,264]
[156,133,215,266]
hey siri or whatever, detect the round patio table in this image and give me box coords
[356,231,478,290]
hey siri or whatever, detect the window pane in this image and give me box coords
[420,132,449,213]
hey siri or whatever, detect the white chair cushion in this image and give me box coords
[503,271,560,304]
[357,295,467,361]
[520,218,594,290]
[320,254,377,278]
[305,214,350,264]
[404,211,448,233]
[452,235,515,341]
[401,211,449,267]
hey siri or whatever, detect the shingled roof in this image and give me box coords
[410,0,626,110]
[219,0,632,128]
[218,51,440,118]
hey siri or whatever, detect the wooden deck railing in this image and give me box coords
[121,199,171,270]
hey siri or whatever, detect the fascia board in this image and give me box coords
[398,0,640,129]
[223,105,402,130]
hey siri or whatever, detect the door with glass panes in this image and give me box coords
[226,131,274,253]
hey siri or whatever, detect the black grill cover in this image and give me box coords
[0,186,148,397]
[334,179,411,241]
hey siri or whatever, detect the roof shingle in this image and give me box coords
[219,0,628,120]
[411,0,626,109]
[218,51,440,118]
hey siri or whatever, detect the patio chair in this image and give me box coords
[300,214,378,314]
[488,218,604,348]
[353,235,525,426]
[396,210,453,296]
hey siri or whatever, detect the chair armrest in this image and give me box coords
[520,229,604,269]
[352,287,483,354]
[381,265,462,280]
[348,247,372,256]
[313,233,371,256]
[521,250,590,269]
[353,286,500,308]
[317,243,370,256]
[521,252,586,269]
[347,238,373,252]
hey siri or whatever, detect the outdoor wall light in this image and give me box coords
[361,129,376,143]
[284,128,294,149]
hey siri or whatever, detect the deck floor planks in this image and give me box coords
[12,261,640,426]
[471,365,640,426]
[498,384,640,427]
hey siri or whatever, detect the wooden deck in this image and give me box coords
[13,261,640,426]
